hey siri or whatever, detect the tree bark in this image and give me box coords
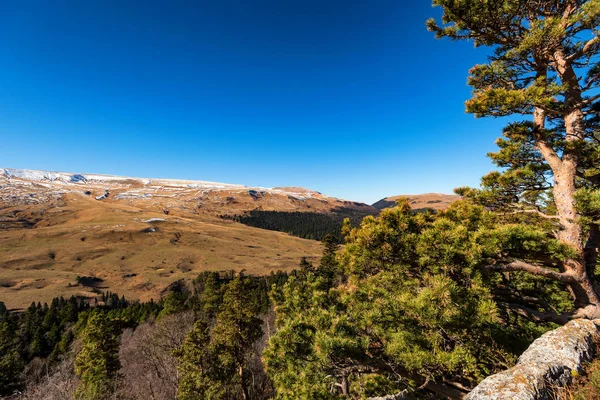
[553,49,584,252]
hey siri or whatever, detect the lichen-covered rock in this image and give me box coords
[466,319,600,400]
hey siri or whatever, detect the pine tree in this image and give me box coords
[0,318,24,396]
[210,276,263,400]
[159,292,188,318]
[298,256,315,275]
[263,273,358,399]
[176,276,263,400]
[319,233,341,286]
[427,0,600,321]
[199,272,223,318]
[75,312,122,400]
[28,326,44,358]
[175,318,222,400]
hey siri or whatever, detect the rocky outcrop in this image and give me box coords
[467,319,600,400]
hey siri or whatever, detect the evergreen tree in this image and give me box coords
[159,292,188,318]
[175,318,222,400]
[199,272,223,318]
[428,0,600,321]
[264,273,359,399]
[319,233,341,286]
[0,318,24,396]
[210,276,264,400]
[176,276,264,400]
[28,327,44,358]
[75,312,122,400]
[298,256,315,275]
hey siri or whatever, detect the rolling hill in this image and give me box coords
[372,193,460,211]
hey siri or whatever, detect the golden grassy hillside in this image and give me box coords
[0,192,322,310]
[372,193,460,211]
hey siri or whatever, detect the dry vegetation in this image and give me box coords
[117,312,195,400]
[552,358,600,400]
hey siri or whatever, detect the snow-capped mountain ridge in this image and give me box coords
[0,168,326,196]
[3,168,248,190]
[0,167,379,215]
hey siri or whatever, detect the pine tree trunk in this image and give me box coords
[239,365,250,400]
[556,110,599,310]
[540,50,600,315]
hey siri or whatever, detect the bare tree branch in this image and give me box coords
[567,36,600,62]
[484,260,577,282]
[500,302,600,324]
[495,288,559,313]
[498,209,561,220]
[423,380,467,400]
[499,302,571,324]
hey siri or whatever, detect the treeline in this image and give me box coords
[0,292,162,397]
[0,269,295,399]
[227,207,379,241]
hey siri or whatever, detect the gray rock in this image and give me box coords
[466,319,600,400]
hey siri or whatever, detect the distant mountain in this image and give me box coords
[372,193,460,212]
[0,168,376,216]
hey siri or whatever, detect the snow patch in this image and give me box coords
[0,167,333,200]
[144,218,166,223]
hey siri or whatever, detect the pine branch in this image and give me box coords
[576,171,600,185]
[585,224,600,275]
[484,260,577,283]
[582,93,600,106]
[567,36,600,62]
[495,287,558,314]
[532,105,563,171]
[499,302,570,324]
[422,380,467,400]
[498,208,561,220]
[500,302,600,324]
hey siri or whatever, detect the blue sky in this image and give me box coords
[0,0,509,204]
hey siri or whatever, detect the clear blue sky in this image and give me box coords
[0,0,509,204]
